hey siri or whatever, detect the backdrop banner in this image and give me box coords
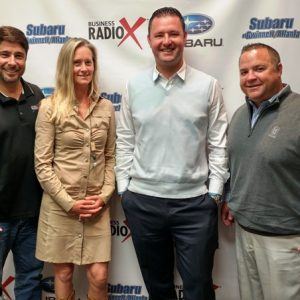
[2,1,300,299]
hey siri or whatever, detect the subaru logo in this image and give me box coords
[41,87,54,97]
[183,14,214,34]
[40,276,55,293]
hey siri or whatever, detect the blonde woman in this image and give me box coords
[34,38,115,300]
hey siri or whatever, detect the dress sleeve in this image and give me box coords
[99,101,116,203]
[34,99,76,212]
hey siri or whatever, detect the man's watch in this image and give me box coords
[209,193,222,205]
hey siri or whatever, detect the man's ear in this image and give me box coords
[147,35,151,47]
[184,31,187,41]
[277,62,283,75]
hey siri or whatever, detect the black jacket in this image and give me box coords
[0,78,44,220]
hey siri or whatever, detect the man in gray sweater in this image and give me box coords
[222,43,300,300]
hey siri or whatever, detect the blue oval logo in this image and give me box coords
[41,87,54,97]
[183,14,214,35]
[40,276,55,293]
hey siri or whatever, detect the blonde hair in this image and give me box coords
[50,37,100,122]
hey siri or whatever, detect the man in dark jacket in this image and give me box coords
[0,26,44,300]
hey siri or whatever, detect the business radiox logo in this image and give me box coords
[242,17,300,39]
[88,17,146,49]
[26,24,70,44]
[175,282,220,299]
[1,275,15,300]
[183,14,223,47]
[175,284,184,300]
[111,219,131,242]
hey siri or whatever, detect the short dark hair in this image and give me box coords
[0,26,29,53]
[240,43,281,69]
[148,7,186,35]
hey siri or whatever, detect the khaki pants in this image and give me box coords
[235,223,300,300]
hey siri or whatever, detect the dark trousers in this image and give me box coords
[0,218,43,300]
[122,191,218,300]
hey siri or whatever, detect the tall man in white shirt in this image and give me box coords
[115,7,228,300]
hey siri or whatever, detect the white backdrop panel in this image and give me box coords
[1,0,300,299]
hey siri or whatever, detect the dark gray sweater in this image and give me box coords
[228,86,300,234]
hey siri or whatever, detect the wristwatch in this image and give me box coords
[209,193,222,205]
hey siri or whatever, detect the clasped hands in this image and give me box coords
[70,195,105,221]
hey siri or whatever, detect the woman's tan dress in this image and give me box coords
[34,97,115,265]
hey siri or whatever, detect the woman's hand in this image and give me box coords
[70,195,105,221]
